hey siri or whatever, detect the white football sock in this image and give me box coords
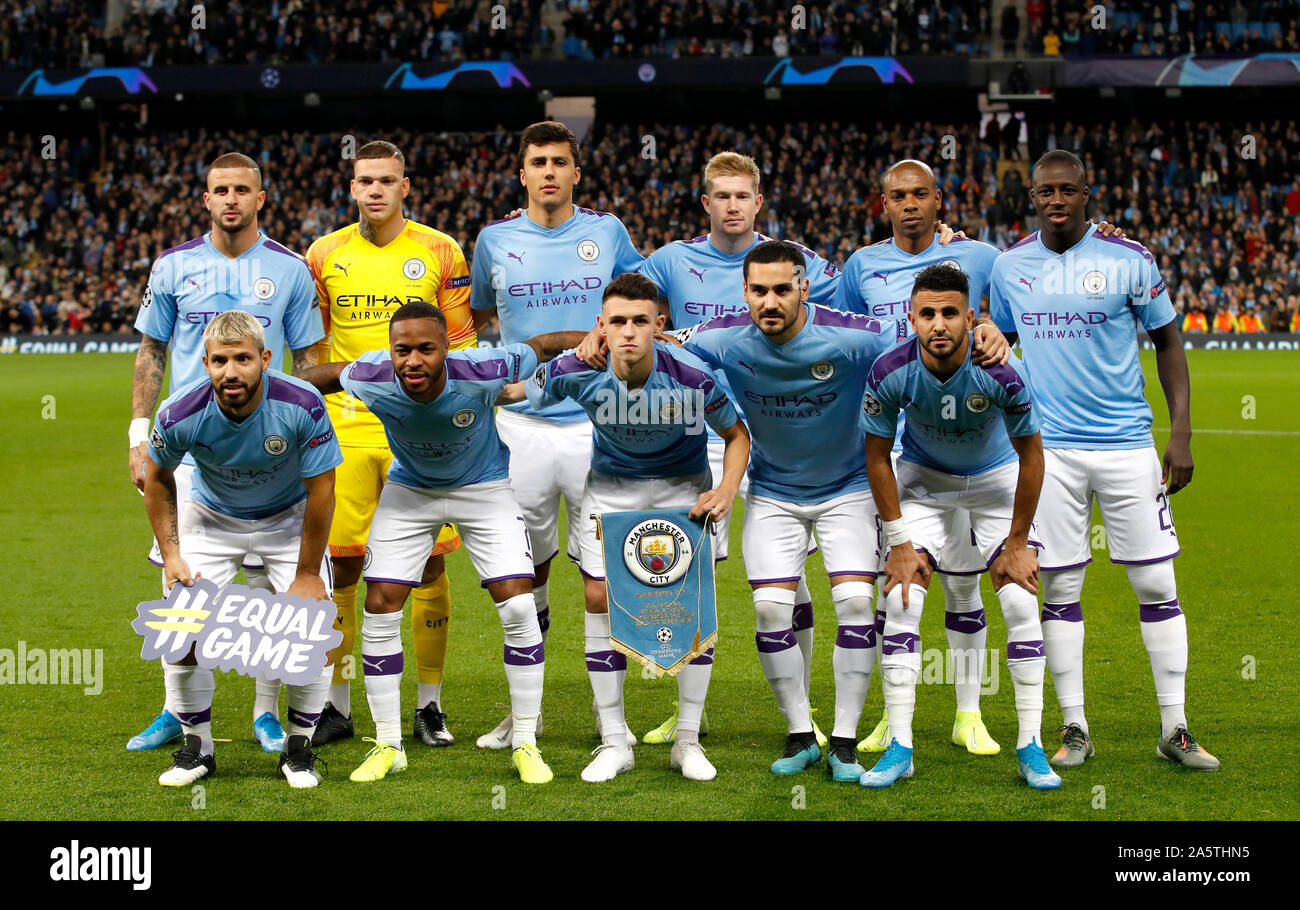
[1041,566,1087,731]
[830,581,876,739]
[999,581,1046,749]
[499,593,544,747]
[360,609,404,748]
[1126,561,1189,738]
[584,611,627,742]
[253,677,280,721]
[170,664,216,755]
[793,574,814,699]
[940,572,986,713]
[675,649,713,741]
[879,583,927,749]
[753,587,811,734]
[161,659,185,716]
[286,664,332,739]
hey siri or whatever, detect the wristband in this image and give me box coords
[129,417,150,448]
[882,517,910,548]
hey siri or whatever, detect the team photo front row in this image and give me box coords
[137,242,1216,794]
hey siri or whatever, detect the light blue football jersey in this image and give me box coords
[135,232,324,393]
[525,340,738,479]
[148,371,342,520]
[339,344,538,489]
[860,336,1040,476]
[835,235,998,328]
[989,225,1176,449]
[639,232,841,327]
[678,304,892,504]
[470,205,644,422]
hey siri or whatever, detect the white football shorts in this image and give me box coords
[496,408,593,568]
[149,463,265,573]
[896,460,1042,570]
[364,479,534,589]
[578,469,713,580]
[1035,447,1180,570]
[177,497,330,594]
[742,489,880,585]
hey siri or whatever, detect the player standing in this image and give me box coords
[632,152,839,746]
[300,303,586,783]
[128,152,324,753]
[144,311,341,788]
[990,150,1217,770]
[670,241,896,780]
[518,274,749,781]
[306,141,476,749]
[858,264,1058,790]
[469,121,644,749]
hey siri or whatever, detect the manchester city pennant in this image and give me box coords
[599,508,717,678]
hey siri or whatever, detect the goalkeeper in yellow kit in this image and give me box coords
[306,140,476,748]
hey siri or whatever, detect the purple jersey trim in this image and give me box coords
[156,236,205,261]
[867,337,919,388]
[548,351,593,378]
[446,356,509,383]
[348,360,395,384]
[160,382,214,429]
[982,361,1028,398]
[698,311,753,332]
[267,375,327,419]
[484,212,524,228]
[811,306,883,332]
[1095,231,1154,262]
[655,348,716,391]
[683,234,709,245]
[262,238,308,263]
[1005,232,1038,252]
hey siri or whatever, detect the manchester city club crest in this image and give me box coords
[576,239,600,262]
[253,277,276,300]
[623,518,694,586]
[1082,270,1107,294]
[966,392,991,413]
[403,257,426,280]
[263,434,288,455]
[862,391,883,416]
[810,360,835,381]
[601,508,717,677]
[452,408,476,428]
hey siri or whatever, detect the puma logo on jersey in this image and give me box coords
[334,262,350,276]
[508,251,526,264]
[1019,276,1036,291]
[689,267,708,282]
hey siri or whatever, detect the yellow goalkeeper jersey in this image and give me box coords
[306,220,477,446]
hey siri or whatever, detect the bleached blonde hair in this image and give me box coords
[203,309,265,352]
[704,151,761,194]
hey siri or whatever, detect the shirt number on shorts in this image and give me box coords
[1155,492,1175,534]
[517,516,532,561]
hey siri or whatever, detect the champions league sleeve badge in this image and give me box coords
[599,508,717,677]
[132,578,343,686]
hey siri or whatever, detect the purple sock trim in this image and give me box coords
[361,652,404,676]
[755,628,797,653]
[945,608,987,633]
[689,647,715,665]
[1041,601,1083,623]
[505,641,545,665]
[880,631,920,656]
[792,601,814,632]
[287,707,321,728]
[584,649,626,671]
[176,708,211,726]
[1007,639,1046,660]
[1139,599,1183,622]
[834,624,877,649]
[874,609,886,637]
[536,607,551,636]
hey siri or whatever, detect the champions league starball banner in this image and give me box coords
[132,579,342,686]
[600,508,717,678]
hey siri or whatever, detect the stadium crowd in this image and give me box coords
[2,0,1297,68]
[2,116,1297,335]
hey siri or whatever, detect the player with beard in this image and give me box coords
[128,152,323,754]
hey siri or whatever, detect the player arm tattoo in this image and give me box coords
[1006,432,1045,546]
[296,470,335,580]
[298,361,347,396]
[290,345,318,377]
[143,460,181,559]
[523,330,590,364]
[131,335,169,418]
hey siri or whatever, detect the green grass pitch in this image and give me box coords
[1,350,1295,820]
